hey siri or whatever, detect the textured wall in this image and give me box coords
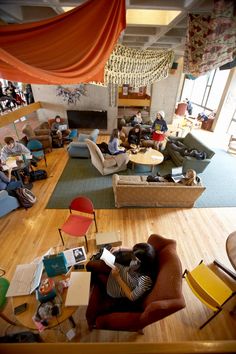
[150,58,183,124]
[31,84,118,133]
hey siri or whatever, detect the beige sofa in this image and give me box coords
[112,174,205,208]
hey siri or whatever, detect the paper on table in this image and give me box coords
[100,248,116,269]
[5,157,18,168]
[151,155,162,160]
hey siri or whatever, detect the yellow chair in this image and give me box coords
[183,261,235,329]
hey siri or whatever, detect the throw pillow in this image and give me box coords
[78,133,90,142]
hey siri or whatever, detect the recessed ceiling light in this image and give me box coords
[127,9,181,26]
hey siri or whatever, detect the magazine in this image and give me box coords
[63,246,86,267]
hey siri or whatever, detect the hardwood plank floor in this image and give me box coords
[0,141,236,343]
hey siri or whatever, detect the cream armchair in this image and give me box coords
[85,139,129,175]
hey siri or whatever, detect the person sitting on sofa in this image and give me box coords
[51,115,71,145]
[108,129,126,155]
[151,111,168,149]
[86,242,156,328]
[147,169,200,186]
[131,111,143,126]
[181,169,200,186]
[127,124,142,147]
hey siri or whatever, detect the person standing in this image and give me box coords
[151,111,168,149]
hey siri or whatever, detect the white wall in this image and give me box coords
[31,84,117,133]
[150,58,183,124]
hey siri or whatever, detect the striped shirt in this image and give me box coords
[106,263,152,301]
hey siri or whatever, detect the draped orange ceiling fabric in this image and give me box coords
[0,0,126,84]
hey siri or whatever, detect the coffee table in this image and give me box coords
[128,147,164,172]
[12,273,82,330]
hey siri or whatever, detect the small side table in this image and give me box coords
[96,231,122,249]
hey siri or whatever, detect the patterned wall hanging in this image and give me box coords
[184,0,236,77]
[104,44,174,87]
[108,83,118,107]
[56,85,87,105]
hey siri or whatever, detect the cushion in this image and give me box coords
[78,133,90,142]
[117,176,143,184]
[103,157,117,168]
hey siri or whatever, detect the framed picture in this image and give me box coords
[122,84,129,96]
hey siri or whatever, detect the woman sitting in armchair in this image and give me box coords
[86,242,156,329]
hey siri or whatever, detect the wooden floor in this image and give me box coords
[0,137,236,343]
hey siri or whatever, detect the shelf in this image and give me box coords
[118,98,151,107]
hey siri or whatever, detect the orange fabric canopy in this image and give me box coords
[0,0,126,84]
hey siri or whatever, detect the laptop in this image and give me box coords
[6,260,43,297]
[171,166,184,183]
[58,124,67,131]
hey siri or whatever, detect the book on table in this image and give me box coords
[63,246,86,267]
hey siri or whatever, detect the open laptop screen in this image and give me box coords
[171,166,184,183]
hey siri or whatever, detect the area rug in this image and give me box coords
[46,149,236,209]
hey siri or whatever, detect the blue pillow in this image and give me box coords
[78,133,90,142]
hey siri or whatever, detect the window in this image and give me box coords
[227,108,236,134]
[181,68,230,116]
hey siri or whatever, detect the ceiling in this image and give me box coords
[0,0,214,58]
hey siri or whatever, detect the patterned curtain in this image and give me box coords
[184,0,236,77]
[105,44,174,87]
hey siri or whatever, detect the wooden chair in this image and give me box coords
[183,260,236,329]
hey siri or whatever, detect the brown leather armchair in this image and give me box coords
[22,123,52,151]
[86,234,185,331]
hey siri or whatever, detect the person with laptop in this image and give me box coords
[51,115,71,145]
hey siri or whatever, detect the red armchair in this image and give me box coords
[86,234,185,331]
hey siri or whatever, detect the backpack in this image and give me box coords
[15,188,37,208]
[30,169,47,182]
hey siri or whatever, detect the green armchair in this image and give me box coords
[166,133,215,173]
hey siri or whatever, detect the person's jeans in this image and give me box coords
[7,180,22,191]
